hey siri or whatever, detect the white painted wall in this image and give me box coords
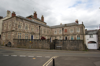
[85,35,98,49]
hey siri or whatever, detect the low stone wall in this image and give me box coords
[13,39,50,49]
[54,40,86,50]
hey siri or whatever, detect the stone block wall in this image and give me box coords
[54,40,85,50]
[13,39,50,49]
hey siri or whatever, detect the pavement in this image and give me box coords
[52,56,100,66]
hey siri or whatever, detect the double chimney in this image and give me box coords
[34,11,44,22]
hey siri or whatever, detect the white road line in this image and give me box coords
[45,56,50,58]
[11,55,17,57]
[3,55,9,56]
[37,56,42,57]
[28,56,34,57]
[19,55,26,57]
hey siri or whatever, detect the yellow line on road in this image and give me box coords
[43,56,58,66]
[33,58,36,59]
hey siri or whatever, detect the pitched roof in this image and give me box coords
[85,30,98,35]
[50,22,79,28]
[26,15,46,24]
[17,16,49,27]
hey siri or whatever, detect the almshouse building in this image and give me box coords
[1,11,85,46]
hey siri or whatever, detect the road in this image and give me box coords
[0,47,100,66]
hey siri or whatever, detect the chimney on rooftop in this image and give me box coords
[34,11,37,19]
[12,11,16,17]
[60,23,62,25]
[0,16,3,19]
[41,15,44,22]
[7,10,11,17]
[75,19,78,24]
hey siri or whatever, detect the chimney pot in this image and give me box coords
[75,19,78,24]
[41,15,44,22]
[7,10,11,17]
[34,11,37,19]
[12,11,16,17]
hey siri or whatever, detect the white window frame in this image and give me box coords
[76,27,80,33]
[54,30,57,34]
[70,29,74,33]
[59,30,62,34]
[25,34,28,39]
[18,33,21,39]
[90,34,93,38]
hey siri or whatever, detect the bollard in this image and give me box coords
[53,58,55,66]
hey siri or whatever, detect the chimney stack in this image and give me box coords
[34,11,37,19]
[41,15,44,22]
[60,23,62,25]
[12,11,16,17]
[7,10,11,17]
[0,16,3,19]
[75,19,78,24]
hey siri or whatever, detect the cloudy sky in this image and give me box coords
[0,0,100,30]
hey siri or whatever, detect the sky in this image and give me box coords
[0,0,100,30]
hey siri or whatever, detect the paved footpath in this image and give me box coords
[52,56,100,66]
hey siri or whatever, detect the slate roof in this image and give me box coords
[50,22,79,28]
[85,30,98,35]
[26,15,46,24]
[17,16,49,27]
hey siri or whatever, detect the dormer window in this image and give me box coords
[90,34,93,38]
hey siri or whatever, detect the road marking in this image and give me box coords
[11,55,17,57]
[3,55,9,56]
[45,56,50,58]
[19,55,26,57]
[33,58,36,59]
[37,56,42,57]
[43,56,58,66]
[28,56,34,57]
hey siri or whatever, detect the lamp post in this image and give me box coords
[39,26,41,39]
[62,28,64,44]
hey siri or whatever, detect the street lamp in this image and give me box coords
[39,26,41,39]
[62,28,64,44]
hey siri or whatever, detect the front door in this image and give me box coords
[65,37,67,40]
[31,35,34,39]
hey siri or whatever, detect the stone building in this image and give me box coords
[1,11,85,46]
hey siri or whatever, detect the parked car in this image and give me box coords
[5,42,11,47]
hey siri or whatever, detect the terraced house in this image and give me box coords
[1,11,85,46]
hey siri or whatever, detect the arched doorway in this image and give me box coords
[87,41,98,49]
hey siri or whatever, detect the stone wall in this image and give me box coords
[13,39,50,49]
[98,29,100,47]
[53,40,86,50]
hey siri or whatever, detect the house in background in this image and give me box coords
[85,30,99,49]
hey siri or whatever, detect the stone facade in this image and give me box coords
[1,11,85,46]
